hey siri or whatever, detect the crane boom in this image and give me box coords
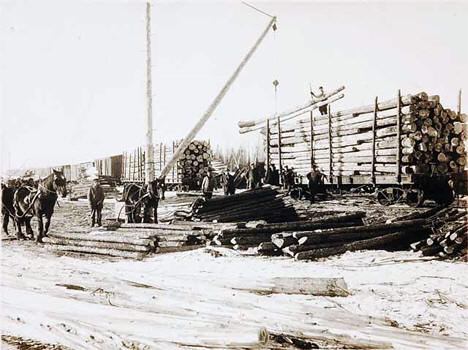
[159,16,277,179]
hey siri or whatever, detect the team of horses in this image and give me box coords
[2,170,166,242]
[122,179,165,223]
[1,170,68,242]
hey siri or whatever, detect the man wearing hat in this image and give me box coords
[310,86,328,116]
[88,177,105,227]
[201,168,215,200]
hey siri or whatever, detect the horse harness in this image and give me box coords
[14,184,58,219]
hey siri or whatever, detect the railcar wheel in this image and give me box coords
[376,187,404,206]
[406,188,424,207]
[377,189,393,206]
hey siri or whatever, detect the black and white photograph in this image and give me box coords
[1,0,467,349]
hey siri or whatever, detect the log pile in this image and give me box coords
[44,230,158,259]
[69,175,118,200]
[122,140,211,187]
[210,212,365,251]
[257,92,466,179]
[44,222,219,259]
[208,207,467,260]
[410,207,467,259]
[178,140,212,189]
[177,187,299,223]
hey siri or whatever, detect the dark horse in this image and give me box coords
[13,170,67,242]
[123,179,164,223]
[2,182,17,236]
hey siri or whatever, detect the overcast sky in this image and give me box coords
[1,0,467,172]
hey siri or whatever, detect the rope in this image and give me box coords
[242,2,275,19]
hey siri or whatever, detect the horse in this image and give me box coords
[122,179,163,223]
[1,182,17,236]
[13,169,67,242]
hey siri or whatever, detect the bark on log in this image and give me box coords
[293,219,426,241]
[47,232,154,246]
[295,229,425,260]
[219,212,365,235]
[47,244,147,259]
[43,237,151,252]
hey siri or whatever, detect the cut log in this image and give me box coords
[42,237,151,252]
[244,277,349,296]
[47,244,147,259]
[47,232,154,246]
[293,219,426,241]
[295,229,426,260]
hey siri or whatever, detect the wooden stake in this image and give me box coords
[328,105,332,183]
[396,89,402,183]
[371,96,378,184]
[266,118,270,170]
[277,115,283,182]
[310,110,314,169]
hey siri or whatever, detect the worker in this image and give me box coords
[281,166,291,191]
[223,171,236,196]
[271,164,280,186]
[248,163,259,189]
[307,167,324,203]
[310,86,328,116]
[257,163,266,187]
[201,168,215,200]
[88,178,105,227]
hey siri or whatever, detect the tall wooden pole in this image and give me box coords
[159,16,277,179]
[145,1,155,184]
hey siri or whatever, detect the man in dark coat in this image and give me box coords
[248,163,259,190]
[88,178,105,227]
[270,164,280,185]
[222,171,236,196]
[307,167,324,203]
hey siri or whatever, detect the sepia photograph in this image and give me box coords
[1,0,467,349]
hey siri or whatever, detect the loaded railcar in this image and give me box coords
[262,91,467,207]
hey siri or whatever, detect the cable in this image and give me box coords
[242,1,275,19]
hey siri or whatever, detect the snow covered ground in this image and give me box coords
[1,200,467,349]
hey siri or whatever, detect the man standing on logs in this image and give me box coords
[310,86,328,115]
[88,178,105,227]
[202,168,215,200]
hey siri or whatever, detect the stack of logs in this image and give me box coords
[178,140,212,189]
[263,92,466,178]
[410,207,467,259]
[44,222,218,259]
[69,175,118,200]
[210,212,366,251]
[176,187,298,223]
[209,207,465,260]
